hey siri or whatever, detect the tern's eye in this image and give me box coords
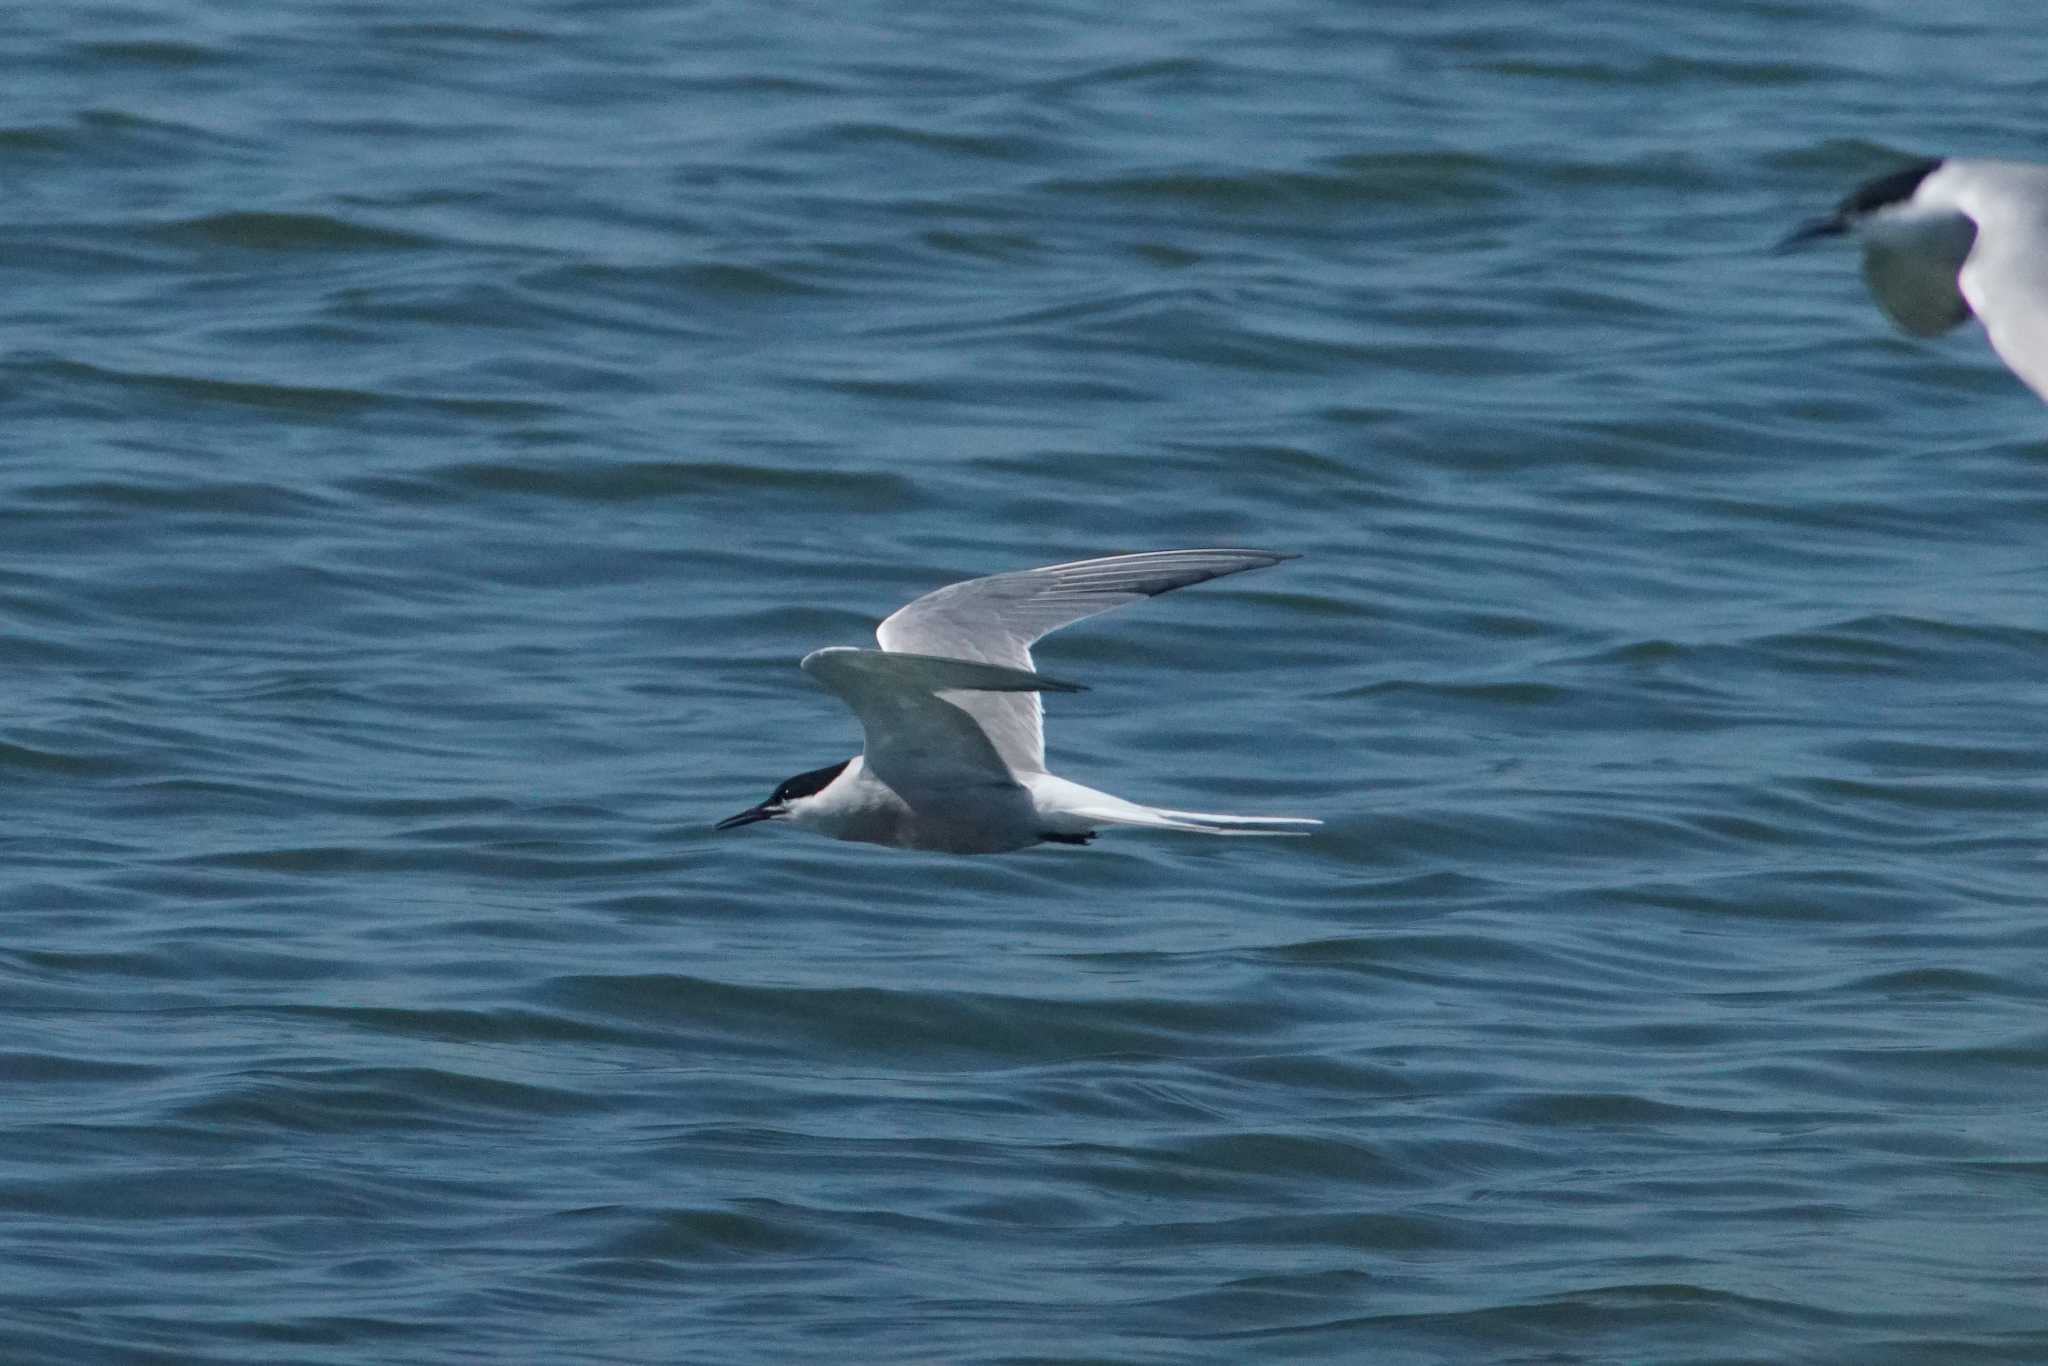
[773,759,851,805]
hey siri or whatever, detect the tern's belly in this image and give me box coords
[795,760,1043,854]
[892,781,1040,854]
[848,787,1040,853]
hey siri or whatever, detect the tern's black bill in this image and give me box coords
[714,805,775,831]
[1775,215,1845,254]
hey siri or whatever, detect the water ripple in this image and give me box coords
[2,0,2044,1362]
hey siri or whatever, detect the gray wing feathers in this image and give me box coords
[1950,161,2048,401]
[799,648,1076,789]
[871,549,1294,774]
[875,549,1295,664]
[801,648,1084,696]
[1960,243,2048,400]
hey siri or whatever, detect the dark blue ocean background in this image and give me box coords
[4,2,2046,1361]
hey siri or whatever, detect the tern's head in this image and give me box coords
[1777,157,1948,252]
[1779,157,1979,337]
[714,758,850,832]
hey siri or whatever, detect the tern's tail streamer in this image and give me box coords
[1030,774,1320,838]
[1070,805,1322,837]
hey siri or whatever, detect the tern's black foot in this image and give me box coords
[1040,831,1096,846]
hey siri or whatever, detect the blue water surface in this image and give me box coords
[3,2,2046,1362]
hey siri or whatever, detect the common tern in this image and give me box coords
[1780,157,2048,402]
[716,549,1323,854]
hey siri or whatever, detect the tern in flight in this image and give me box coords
[1780,157,2048,402]
[715,549,1323,853]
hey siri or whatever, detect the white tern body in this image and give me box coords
[716,549,1322,854]
[1783,157,2048,403]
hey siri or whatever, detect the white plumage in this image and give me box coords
[1783,158,2048,403]
[716,550,1322,854]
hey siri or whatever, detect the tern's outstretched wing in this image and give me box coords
[1951,160,2048,402]
[874,549,1294,773]
[800,647,1082,792]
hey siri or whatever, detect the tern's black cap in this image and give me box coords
[1778,157,1946,252]
[772,759,849,804]
[1836,157,1945,218]
[714,758,850,831]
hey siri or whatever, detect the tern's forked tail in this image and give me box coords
[1030,774,1321,838]
[1084,806,1323,836]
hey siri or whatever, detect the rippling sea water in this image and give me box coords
[5,2,2047,1362]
